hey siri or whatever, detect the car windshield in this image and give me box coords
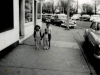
[82,15,90,17]
[73,15,79,17]
[58,14,67,19]
[97,23,100,31]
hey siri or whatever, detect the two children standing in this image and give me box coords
[34,23,52,50]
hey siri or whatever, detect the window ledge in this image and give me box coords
[25,22,33,26]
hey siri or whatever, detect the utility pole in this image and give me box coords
[66,0,71,30]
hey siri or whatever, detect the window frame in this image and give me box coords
[90,22,97,30]
[97,23,100,31]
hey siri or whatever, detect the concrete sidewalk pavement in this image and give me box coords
[0,23,96,75]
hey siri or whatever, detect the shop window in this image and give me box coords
[0,0,13,33]
[37,2,41,19]
[25,0,33,23]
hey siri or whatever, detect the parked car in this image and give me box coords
[61,19,76,28]
[90,15,100,22]
[80,14,90,21]
[42,15,47,22]
[84,19,100,59]
[45,15,52,23]
[42,14,52,23]
[71,14,81,20]
[50,15,55,24]
[52,14,67,26]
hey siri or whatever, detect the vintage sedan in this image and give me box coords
[80,14,90,21]
[90,15,100,22]
[52,14,67,26]
[61,19,77,28]
[84,19,100,59]
[71,14,81,20]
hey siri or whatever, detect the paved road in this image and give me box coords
[76,21,91,29]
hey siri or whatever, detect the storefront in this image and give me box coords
[19,0,34,43]
[36,0,44,28]
[0,0,44,51]
[19,0,44,42]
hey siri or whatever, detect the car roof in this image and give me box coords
[92,15,100,16]
[56,14,67,15]
[93,18,100,23]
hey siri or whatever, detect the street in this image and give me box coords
[76,21,91,29]
[0,21,97,75]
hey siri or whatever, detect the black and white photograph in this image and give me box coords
[0,0,100,75]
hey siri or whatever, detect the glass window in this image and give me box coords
[0,0,13,33]
[25,0,33,23]
[97,23,100,31]
[90,22,97,30]
[37,2,41,19]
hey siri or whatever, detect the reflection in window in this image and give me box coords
[37,2,41,19]
[25,0,33,23]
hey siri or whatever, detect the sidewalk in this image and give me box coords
[0,23,94,75]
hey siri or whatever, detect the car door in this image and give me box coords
[88,22,97,46]
[94,23,100,44]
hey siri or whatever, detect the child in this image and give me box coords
[41,28,49,50]
[34,25,41,50]
[46,22,52,49]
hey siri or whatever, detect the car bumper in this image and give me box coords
[61,23,76,27]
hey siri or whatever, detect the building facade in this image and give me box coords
[0,0,43,51]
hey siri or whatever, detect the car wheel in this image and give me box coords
[73,26,76,29]
[85,36,89,43]
[59,22,62,27]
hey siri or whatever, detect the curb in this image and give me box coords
[72,31,97,75]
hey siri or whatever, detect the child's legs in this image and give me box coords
[35,37,40,49]
[43,40,46,47]
[48,34,51,48]
[46,40,49,48]
[37,39,40,48]
[39,40,41,46]
[49,41,51,48]
[35,40,38,49]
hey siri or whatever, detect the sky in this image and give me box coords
[76,0,93,5]
[44,0,94,13]
[45,0,93,5]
